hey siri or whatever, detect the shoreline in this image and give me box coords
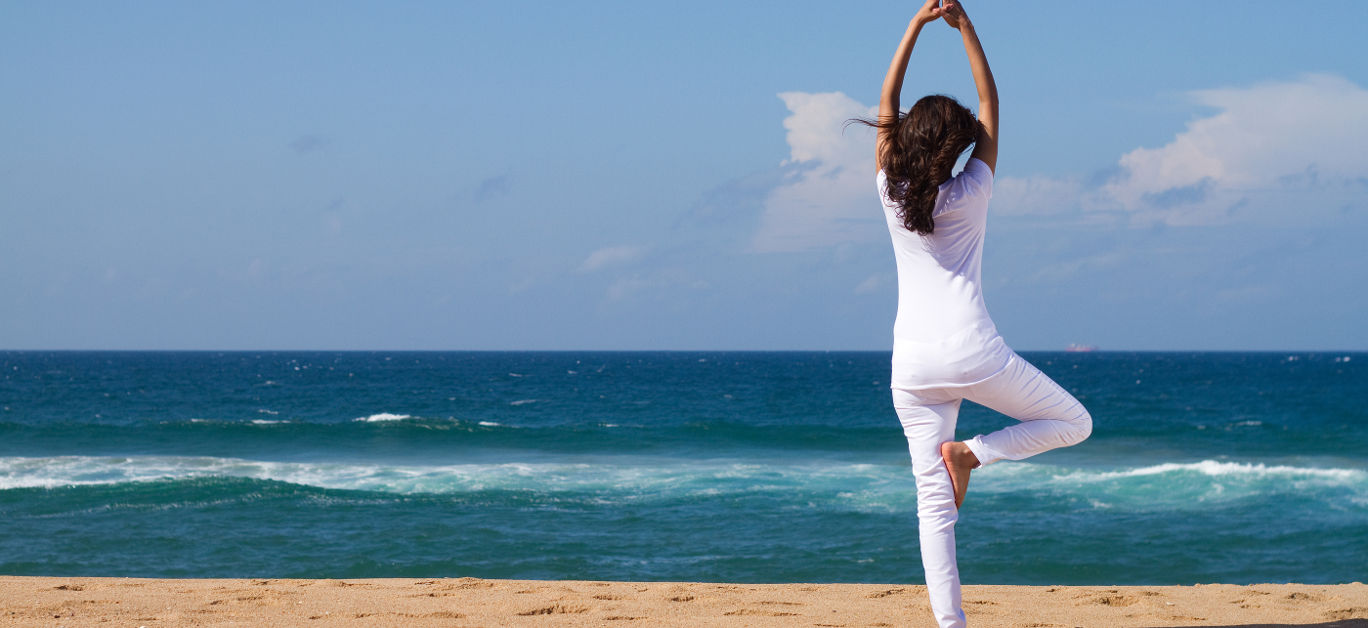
[3,577,1365,626]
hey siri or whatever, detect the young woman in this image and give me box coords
[857,2,1093,626]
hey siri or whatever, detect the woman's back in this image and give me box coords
[879,157,1008,388]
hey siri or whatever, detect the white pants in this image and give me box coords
[892,351,1092,628]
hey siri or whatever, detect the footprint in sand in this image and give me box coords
[517,604,589,615]
[409,611,466,619]
[1090,594,1140,607]
[1324,607,1368,620]
[445,579,493,590]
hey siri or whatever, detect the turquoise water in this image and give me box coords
[1,351,1364,584]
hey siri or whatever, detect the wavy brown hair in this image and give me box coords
[851,94,981,234]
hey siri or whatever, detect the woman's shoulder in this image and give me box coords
[930,159,993,220]
[953,157,994,199]
[961,157,993,181]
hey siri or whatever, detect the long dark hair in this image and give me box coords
[851,94,981,234]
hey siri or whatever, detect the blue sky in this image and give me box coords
[3,1,1366,350]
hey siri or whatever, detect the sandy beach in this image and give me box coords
[2,577,1365,627]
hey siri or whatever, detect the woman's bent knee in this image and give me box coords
[1070,408,1093,444]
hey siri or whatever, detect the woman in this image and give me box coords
[857,2,1093,626]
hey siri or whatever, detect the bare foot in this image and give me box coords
[940,441,979,509]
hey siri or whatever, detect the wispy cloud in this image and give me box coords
[604,270,708,302]
[289,134,331,154]
[474,174,511,203]
[578,245,646,273]
[990,175,1085,217]
[853,273,889,295]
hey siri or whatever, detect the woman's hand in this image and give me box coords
[913,0,944,27]
[942,1,970,30]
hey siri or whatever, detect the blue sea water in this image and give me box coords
[1,351,1364,585]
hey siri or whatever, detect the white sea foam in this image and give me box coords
[353,413,413,422]
[1058,460,1365,482]
[477,421,502,427]
[509,399,538,406]
[0,455,899,496]
[1,456,1362,514]
[973,459,1368,511]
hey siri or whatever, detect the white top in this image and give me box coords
[877,157,1011,389]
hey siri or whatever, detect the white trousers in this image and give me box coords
[892,351,1092,628]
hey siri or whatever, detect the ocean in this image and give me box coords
[1,351,1364,585]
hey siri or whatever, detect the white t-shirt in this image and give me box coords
[877,157,1011,390]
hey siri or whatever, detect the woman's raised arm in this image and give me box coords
[944,1,999,174]
[876,0,945,174]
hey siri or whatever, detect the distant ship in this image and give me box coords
[1065,343,1098,353]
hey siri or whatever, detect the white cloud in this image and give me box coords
[1004,74,1368,225]
[1115,75,1367,193]
[750,92,878,253]
[578,245,646,272]
[1099,73,1368,224]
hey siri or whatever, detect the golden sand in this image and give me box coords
[3,576,1365,627]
